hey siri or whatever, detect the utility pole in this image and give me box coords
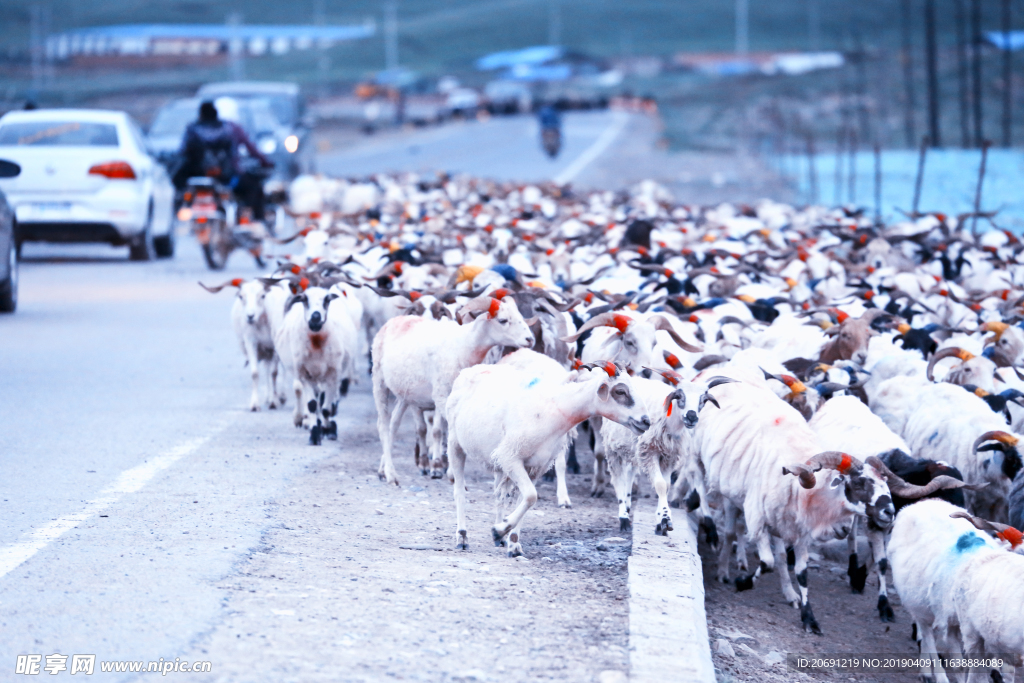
[900,0,918,148]
[736,0,749,56]
[808,0,821,51]
[548,0,561,46]
[1002,0,1012,147]
[971,0,984,148]
[955,0,971,148]
[384,0,398,71]
[924,0,941,147]
[227,12,245,81]
[314,0,329,98]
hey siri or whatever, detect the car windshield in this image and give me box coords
[247,98,282,136]
[0,121,119,146]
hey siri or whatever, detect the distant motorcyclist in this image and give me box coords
[537,103,562,158]
[173,99,274,221]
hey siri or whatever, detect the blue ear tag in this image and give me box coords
[983,346,995,359]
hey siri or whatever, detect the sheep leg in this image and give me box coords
[773,537,801,607]
[268,356,281,409]
[449,436,469,550]
[716,500,740,583]
[565,438,581,474]
[918,623,952,683]
[412,408,430,475]
[245,343,261,412]
[792,542,822,635]
[608,452,635,531]
[491,458,537,554]
[292,378,305,427]
[847,515,868,593]
[427,398,447,480]
[590,417,606,497]
[735,530,774,592]
[650,461,674,536]
[869,527,895,622]
[375,388,404,485]
[553,448,572,508]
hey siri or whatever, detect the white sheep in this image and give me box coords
[276,284,359,444]
[200,277,284,411]
[372,292,534,485]
[445,351,651,556]
[690,375,896,633]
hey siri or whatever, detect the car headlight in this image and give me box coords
[284,135,299,154]
[258,137,278,155]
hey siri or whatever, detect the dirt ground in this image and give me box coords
[181,385,632,682]
[702,531,920,683]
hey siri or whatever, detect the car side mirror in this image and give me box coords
[0,159,20,178]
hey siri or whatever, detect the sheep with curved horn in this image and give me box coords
[689,373,895,634]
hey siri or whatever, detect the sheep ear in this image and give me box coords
[285,294,307,312]
[597,382,610,400]
[325,292,339,303]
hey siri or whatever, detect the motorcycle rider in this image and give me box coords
[173,99,274,221]
[537,103,562,158]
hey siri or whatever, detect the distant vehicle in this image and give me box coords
[148,97,290,175]
[196,82,312,179]
[484,80,533,115]
[444,88,482,118]
[0,158,19,312]
[0,109,176,261]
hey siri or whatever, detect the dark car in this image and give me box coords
[195,82,313,180]
[0,158,20,312]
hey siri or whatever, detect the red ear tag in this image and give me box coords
[487,298,501,318]
[603,362,617,377]
[546,248,555,256]
[584,292,594,304]
[611,314,631,334]
[231,278,244,287]
[409,291,422,301]
[572,358,583,370]
[666,399,673,417]
[838,453,852,474]
[393,262,404,274]
[299,277,309,292]
[665,352,681,369]
[291,265,301,274]
[491,288,510,300]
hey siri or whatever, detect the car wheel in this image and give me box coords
[129,203,156,262]
[153,217,176,259]
[0,234,18,313]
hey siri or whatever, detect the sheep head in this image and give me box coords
[784,451,897,530]
[973,431,1024,482]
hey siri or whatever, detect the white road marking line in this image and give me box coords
[0,432,219,580]
[553,111,630,185]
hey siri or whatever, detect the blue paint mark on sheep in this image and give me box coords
[955,532,987,553]
[527,377,539,388]
[928,431,939,444]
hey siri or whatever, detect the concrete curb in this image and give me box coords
[628,509,715,683]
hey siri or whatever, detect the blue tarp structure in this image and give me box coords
[476,45,563,71]
[985,31,1024,50]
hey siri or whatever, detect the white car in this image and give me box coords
[0,109,175,260]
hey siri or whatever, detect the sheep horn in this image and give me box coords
[559,312,630,342]
[698,377,735,411]
[649,314,703,352]
[643,366,683,386]
[927,346,975,381]
[693,354,729,371]
[980,321,1009,344]
[864,456,981,499]
[949,511,1023,548]
[198,278,245,293]
[456,293,500,324]
[781,464,818,489]
[785,451,863,482]
[972,430,1020,452]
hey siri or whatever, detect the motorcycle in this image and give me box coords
[541,127,561,159]
[177,172,272,270]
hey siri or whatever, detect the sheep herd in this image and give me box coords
[203,172,1024,679]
